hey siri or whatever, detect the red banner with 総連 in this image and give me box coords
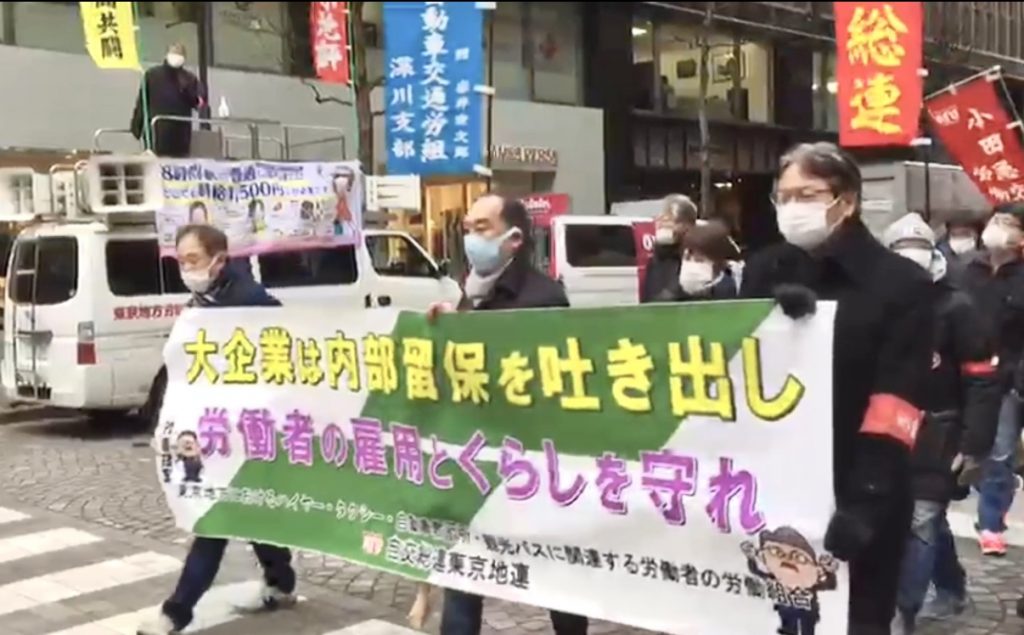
[926,72,1024,205]
[311,2,350,84]
[834,2,923,147]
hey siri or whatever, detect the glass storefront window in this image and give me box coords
[11,2,198,63]
[653,22,773,124]
[812,51,838,132]
[211,2,287,73]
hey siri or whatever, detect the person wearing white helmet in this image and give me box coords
[883,213,1001,635]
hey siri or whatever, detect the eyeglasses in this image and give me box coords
[770,188,835,206]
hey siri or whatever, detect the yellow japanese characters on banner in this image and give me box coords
[80,1,141,70]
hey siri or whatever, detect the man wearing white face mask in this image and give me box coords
[429,195,586,635]
[957,203,1024,558]
[641,194,699,303]
[882,214,1000,634]
[936,215,981,280]
[742,142,938,634]
[138,225,296,635]
[131,42,206,158]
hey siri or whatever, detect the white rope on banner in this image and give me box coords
[924,65,1002,100]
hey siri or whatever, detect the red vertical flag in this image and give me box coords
[311,2,350,84]
[834,2,923,147]
[926,73,1024,204]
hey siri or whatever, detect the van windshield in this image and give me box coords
[564,224,636,268]
[9,237,78,305]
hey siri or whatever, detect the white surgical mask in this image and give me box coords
[894,247,933,270]
[180,263,216,294]
[678,260,715,295]
[982,224,1012,251]
[948,236,976,255]
[776,200,836,251]
[166,53,186,68]
[655,227,676,245]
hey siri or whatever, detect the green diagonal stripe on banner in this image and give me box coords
[194,300,775,578]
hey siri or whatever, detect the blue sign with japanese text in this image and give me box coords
[384,1,485,176]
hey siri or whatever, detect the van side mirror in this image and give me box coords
[435,259,450,278]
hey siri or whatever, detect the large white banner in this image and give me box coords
[157,301,848,634]
[157,160,362,256]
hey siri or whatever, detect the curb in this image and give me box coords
[0,404,77,425]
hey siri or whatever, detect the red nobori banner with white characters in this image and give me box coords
[926,73,1024,205]
[311,2,350,84]
[834,2,923,147]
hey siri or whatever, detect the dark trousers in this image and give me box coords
[847,495,913,634]
[776,605,817,635]
[441,589,588,635]
[162,537,295,630]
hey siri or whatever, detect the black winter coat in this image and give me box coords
[911,279,1000,501]
[131,63,204,158]
[741,218,937,627]
[464,255,569,311]
[958,254,1024,391]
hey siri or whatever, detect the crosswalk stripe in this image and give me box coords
[0,551,181,617]
[323,620,425,635]
[0,506,30,525]
[46,581,255,635]
[0,528,103,564]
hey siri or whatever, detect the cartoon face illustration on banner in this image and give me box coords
[176,431,204,484]
[741,526,838,633]
[189,201,210,225]
[249,198,267,235]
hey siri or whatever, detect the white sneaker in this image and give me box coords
[136,613,178,635]
[234,581,297,614]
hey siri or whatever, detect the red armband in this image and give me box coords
[859,393,922,448]
[961,358,997,376]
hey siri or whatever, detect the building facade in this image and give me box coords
[582,1,1024,248]
[0,2,604,224]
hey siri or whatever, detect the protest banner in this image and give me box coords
[80,1,141,71]
[311,1,351,84]
[157,301,848,634]
[156,159,362,256]
[834,1,923,147]
[926,70,1024,205]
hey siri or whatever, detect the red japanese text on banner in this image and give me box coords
[834,2,923,147]
[311,2,350,84]
[926,75,1024,205]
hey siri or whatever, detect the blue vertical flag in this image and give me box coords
[384,1,485,176]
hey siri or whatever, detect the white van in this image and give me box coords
[545,215,655,308]
[1,222,459,417]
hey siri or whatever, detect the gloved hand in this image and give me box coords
[824,505,876,561]
[773,283,817,319]
[955,454,983,487]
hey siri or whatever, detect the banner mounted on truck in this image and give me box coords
[157,302,848,634]
[156,159,362,257]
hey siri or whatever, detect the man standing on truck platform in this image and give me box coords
[138,224,297,635]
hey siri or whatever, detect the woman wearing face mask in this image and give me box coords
[641,194,699,303]
[130,42,206,158]
[659,219,739,302]
[742,142,938,634]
